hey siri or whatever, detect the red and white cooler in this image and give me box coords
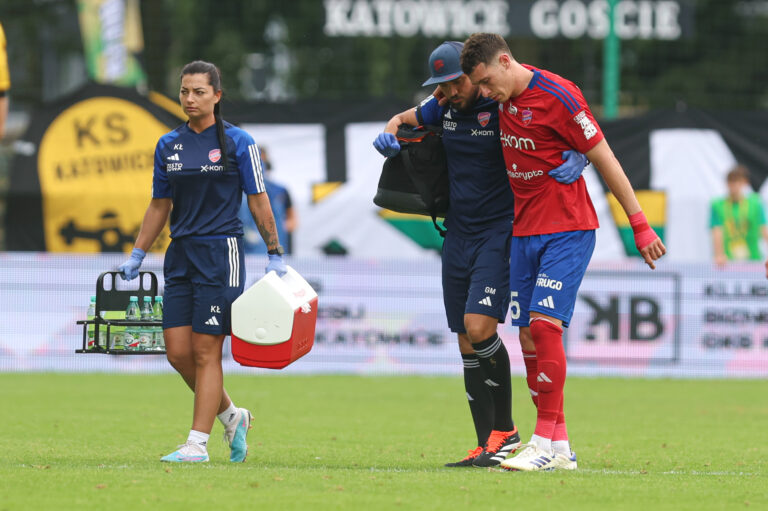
[230,266,318,369]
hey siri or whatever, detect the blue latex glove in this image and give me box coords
[266,254,288,277]
[373,133,401,158]
[118,247,146,281]
[548,150,588,184]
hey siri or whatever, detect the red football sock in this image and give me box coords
[553,396,569,441]
[530,318,566,441]
[522,349,539,407]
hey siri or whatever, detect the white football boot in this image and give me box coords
[500,442,557,471]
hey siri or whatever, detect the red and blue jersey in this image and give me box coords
[153,121,265,239]
[499,65,602,236]
[417,95,514,238]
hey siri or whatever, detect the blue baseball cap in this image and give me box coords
[422,41,464,86]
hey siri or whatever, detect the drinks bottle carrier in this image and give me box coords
[75,271,164,354]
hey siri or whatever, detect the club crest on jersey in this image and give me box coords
[209,149,221,163]
[507,104,518,115]
[521,109,533,125]
[477,111,491,127]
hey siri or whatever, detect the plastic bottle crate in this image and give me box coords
[76,271,165,355]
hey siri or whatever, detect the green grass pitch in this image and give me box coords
[0,373,766,510]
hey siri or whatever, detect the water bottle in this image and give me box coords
[124,296,141,350]
[138,296,154,350]
[86,296,96,350]
[152,295,164,351]
[99,310,108,347]
[108,308,125,351]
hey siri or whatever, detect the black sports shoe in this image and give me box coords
[444,446,483,467]
[473,428,522,467]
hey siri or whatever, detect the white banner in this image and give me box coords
[1,253,767,377]
[322,0,690,40]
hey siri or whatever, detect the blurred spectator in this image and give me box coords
[238,146,297,254]
[0,20,10,140]
[710,164,768,267]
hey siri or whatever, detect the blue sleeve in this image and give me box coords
[415,95,444,126]
[274,183,290,208]
[229,127,265,195]
[152,135,172,198]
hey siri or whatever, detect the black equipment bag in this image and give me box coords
[373,124,449,235]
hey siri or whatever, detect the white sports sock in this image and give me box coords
[218,402,238,427]
[530,434,552,454]
[552,440,571,455]
[187,430,210,449]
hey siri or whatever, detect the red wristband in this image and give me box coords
[628,211,658,250]
[628,211,650,233]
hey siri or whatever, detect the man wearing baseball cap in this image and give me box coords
[422,41,465,86]
[372,41,587,468]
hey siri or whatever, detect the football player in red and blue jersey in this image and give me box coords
[373,42,588,468]
[118,61,287,463]
[461,33,666,471]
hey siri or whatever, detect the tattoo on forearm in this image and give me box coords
[256,217,279,248]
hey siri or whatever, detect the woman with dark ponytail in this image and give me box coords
[117,60,287,463]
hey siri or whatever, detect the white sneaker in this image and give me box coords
[223,408,247,444]
[223,408,253,463]
[551,451,578,470]
[160,442,209,463]
[499,442,556,471]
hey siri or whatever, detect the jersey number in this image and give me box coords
[509,291,520,320]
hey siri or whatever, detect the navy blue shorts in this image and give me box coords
[442,229,512,333]
[509,230,595,328]
[163,236,245,335]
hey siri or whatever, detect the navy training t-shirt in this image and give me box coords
[417,95,514,238]
[153,121,265,238]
